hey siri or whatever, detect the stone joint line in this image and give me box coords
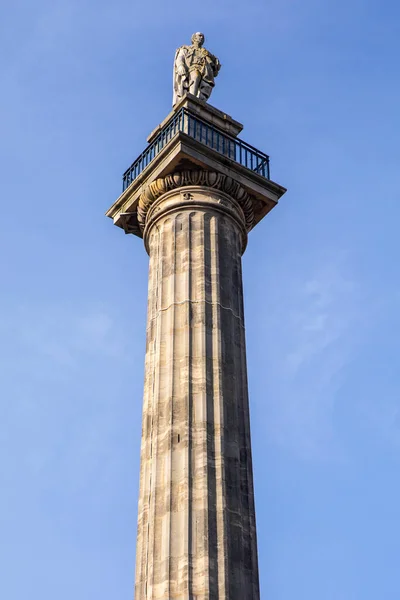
[151,298,245,327]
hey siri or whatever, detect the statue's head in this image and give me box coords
[191,32,205,47]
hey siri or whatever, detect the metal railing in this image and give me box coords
[122,108,270,191]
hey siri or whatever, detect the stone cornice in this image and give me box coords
[137,170,255,232]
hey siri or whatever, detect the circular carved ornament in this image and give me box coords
[137,170,255,232]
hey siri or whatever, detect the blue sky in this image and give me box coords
[1,0,399,598]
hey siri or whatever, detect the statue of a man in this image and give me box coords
[173,32,221,106]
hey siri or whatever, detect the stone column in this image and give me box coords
[134,171,260,600]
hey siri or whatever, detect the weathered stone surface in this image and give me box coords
[134,186,260,600]
[107,98,287,600]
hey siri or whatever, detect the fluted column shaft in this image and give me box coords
[135,184,259,600]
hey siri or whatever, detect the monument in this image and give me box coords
[173,32,221,105]
[106,33,286,600]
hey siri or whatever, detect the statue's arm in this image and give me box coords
[213,57,221,76]
[175,47,187,76]
[205,51,221,76]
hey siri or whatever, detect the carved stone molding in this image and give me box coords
[137,170,255,232]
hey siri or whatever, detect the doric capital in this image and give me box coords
[137,169,255,233]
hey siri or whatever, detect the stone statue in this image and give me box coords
[173,32,221,106]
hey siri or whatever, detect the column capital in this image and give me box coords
[142,181,249,255]
[138,169,254,233]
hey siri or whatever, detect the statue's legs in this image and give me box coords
[189,70,202,98]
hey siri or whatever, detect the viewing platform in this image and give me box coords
[122,96,270,191]
[107,94,286,239]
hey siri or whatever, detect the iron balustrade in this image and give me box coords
[122,108,270,191]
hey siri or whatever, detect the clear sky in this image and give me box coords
[1,0,399,598]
